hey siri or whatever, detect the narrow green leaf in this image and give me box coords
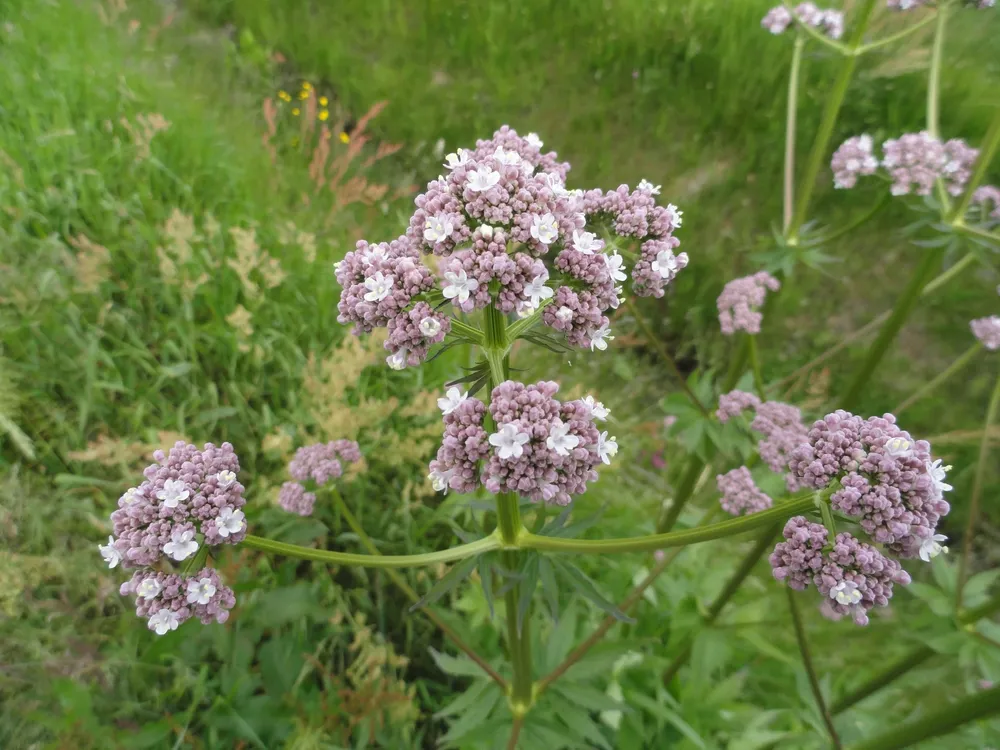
[538,556,560,623]
[437,687,501,745]
[553,681,626,713]
[429,648,494,679]
[629,692,707,749]
[434,678,492,719]
[478,553,496,620]
[543,599,577,672]
[518,554,540,635]
[553,559,634,623]
[410,555,478,612]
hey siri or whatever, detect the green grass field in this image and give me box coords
[2,0,1000,747]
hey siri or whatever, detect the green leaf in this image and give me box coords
[543,599,578,672]
[546,694,613,750]
[906,581,952,617]
[553,559,634,623]
[518,554,540,635]
[258,636,304,699]
[434,678,493,719]
[553,681,626,713]
[429,648,494,679]
[538,556,561,623]
[253,584,323,628]
[192,406,239,425]
[962,569,1000,607]
[478,553,496,620]
[410,555,479,612]
[437,687,502,745]
[548,508,606,539]
[629,691,707,749]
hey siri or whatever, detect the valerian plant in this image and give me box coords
[95,1,1000,747]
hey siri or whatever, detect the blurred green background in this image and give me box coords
[2,0,999,747]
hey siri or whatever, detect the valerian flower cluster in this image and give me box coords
[98,442,246,634]
[278,439,363,516]
[761,3,844,38]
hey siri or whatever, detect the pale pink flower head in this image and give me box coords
[971,316,1000,351]
[717,467,773,516]
[831,135,879,189]
[972,185,1000,220]
[717,272,781,335]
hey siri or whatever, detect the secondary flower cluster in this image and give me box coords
[770,518,911,626]
[761,3,844,38]
[337,126,688,362]
[831,131,980,197]
[278,440,362,516]
[428,382,614,505]
[717,272,781,335]
[972,186,1000,220]
[890,0,994,9]
[717,467,773,516]
[98,442,246,635]
[971,315,1000,350]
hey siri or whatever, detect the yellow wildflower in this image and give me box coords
[298,90,309,100]
[301,81,312,91]
[278,90,291,102]
[319,96,328,106]
[318,109,329,121]
[339,131,350,144]
[292,108,300,117]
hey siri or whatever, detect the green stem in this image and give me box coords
[893,343,982,415]
[449,317,485,344]
[625,297,711,420]
[787,0,879,241]
[831,594,1000,715]
[522,498,811,556]
[787,588,843,748]
[748,335,766,399]
[814,192,889,246]
[955,369,1000,614]
[952,222,1000,245]
[328,487,506,689]
[928,3,951,211]
[783,35,805,234]
[241,533,499,568]
[656,457,707,533]
[819,494,838,545]
[723,337,750,394]
[505,299,552,346]
[949,109,1000,224]
[839,246,946,411]
[846,684,1000,750]
[855,11,938,55]
[783,4,852,56]
[506,717,524,750]
[662,523,781,686]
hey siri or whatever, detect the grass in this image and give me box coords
[1,0,1000,747]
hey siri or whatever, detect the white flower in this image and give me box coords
[362,246,388,263]
[442,269,480,304]
[830,580,863,606]
[926,459,953,495]
[603,251,627,282]
[597,431,618,465]
[216,470,236,488]
[163,529,199,562]
[523,274,554,307]
[555,306,574,323]
[489,423,531,461]
[215,506,245,538]
[478,224,494,239]
[136,577,162,600]
[186,576,217,606]
[612,286,625,309]
[530,213,559,245]
[537,172,567,195]
[387,349,408,370]
[437,387,468,415]
[571,230,602,254]
[467,166,501,192]
[582,395,610,421]
[517,301,537,318]
[147,609,180,636]
[120,487,140,504]
[919,534,949,562]
[156,478,190,509]
[665,204,683,229]
[423,214,454,243]
[98,535,122,569]
[546,420,581,456]
[444,150,471,170]
[884,437,913,458]
[589,324,614,352]
[525,132,543,149]
[650,249,680,279]
[637,179,661,195]
[428,468,455,493]
[493,146,522,166]
[363,272,394,303]
[419,316,442,338]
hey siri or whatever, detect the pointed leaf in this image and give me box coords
[538,556,560,623]
[553,559,634,623]
[409,555,478,612]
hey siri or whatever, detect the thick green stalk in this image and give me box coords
[656,457,707,533]
[662,524,781,685]
[449,317,485,344]
[523,498,810,556]
[839,247,946,411]
[955,369,1000,614]
[748,335,766,399]
[949,109,1000,224]
[928,3,951,210]
[242,533,499,567]
[893,343,982,415]
[847,683,1000,750]
[831,594,1000,715]
[328,487,506,689]
[855,11,938,55]
[783,35,804,234]
[787,0,880,240]
[787,589,842,748]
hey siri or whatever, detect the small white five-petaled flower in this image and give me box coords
[362,246,388,263]
[582,395,610,421]
[830,580,863,606]
[525,133,543,149]
[489,423,531,461]
[428,468,455,493]
[136,577,162,600]
[637,179,661,195]
[419,316,442,337]
[555,306,574,323]
[517,301,537,318]
[651,249,681,279]
[363,272,395,303]
[444,150,471,170]
[467,166,501,192]
[530,213,559,245]
[215,506,245,538]
[387,349,408,370]
[925,459,953,496]
[571,230,602,254]
[589,324,614,352]
[163,529,199,562]
[603,251,627,282]
[216,470,236,488]
[883,437,913,457]
[918,534,949,562]
[120,487,140,504]
[442,269,480,304]
[523,274,554,307]
[492,146,521,166]
[478,224,494,239]
[437,387,468,415]
[424,214,454,243]
[157,478,190,509]
[186,576,217,606]
[665,203,683,229]
[147,609,180,636]
[99,535,122,569]
[597,431,618,464]
[546,421,581,456]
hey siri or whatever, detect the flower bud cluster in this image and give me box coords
[278,440,363,517]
